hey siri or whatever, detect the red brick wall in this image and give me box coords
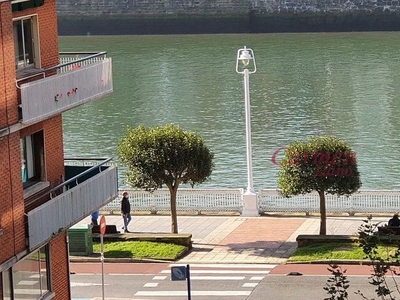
[50,232,71,300]
[1,2,70,299]
[0,3,18,128]
[13,0,59,69]
[20,115,65,187]
[0,132,25,265]
[43,116,65,185]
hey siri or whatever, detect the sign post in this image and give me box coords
[99,215,106,300]
[171,264,191,300]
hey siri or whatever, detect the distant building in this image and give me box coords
[0,0,118,298]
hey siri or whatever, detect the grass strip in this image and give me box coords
[290,242,398,262]
[93,241,186,260]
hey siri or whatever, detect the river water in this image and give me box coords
[59,32,400,190]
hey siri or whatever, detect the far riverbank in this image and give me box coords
[57,11,400,36]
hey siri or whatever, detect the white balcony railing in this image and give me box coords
[19,52,113,125]
[26,158,118,251]
[102,188,400,216]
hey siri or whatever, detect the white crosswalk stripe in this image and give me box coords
[134,263,275,298]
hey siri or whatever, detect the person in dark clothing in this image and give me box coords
[121,191,131,233]
[389,213,400,226]
[91,211,99,226]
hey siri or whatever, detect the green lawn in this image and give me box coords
[93,241,187,260]
[289,242,398,262]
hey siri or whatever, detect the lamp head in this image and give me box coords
[238,49,252,67]
[236,46,256,74]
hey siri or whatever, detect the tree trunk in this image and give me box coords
[318,190,326,235]
[169,186,179,233]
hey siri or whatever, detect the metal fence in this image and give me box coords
[103,188,243,214]
[101,188,400,215]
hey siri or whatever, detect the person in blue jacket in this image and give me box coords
[91,211,99,226]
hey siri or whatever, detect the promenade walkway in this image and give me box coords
[78,214,389,264]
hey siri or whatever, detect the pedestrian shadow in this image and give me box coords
[220,240,298,258]
[102,250,134,258]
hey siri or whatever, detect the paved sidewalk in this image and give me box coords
[77,214,389,264]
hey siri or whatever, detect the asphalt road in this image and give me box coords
[70,263,388,300]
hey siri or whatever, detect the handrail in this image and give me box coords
[49,157,113,198]
[27,157,113,204]
[16,51,107,83]
[50,51,107,73]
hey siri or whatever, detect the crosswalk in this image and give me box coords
[133,263,276,298]
[71,263,277,299]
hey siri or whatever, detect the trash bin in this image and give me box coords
[67,224,93,256]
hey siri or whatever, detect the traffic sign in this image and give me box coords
[99,215,106,235]
[171,266,187,281]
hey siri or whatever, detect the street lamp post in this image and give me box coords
[236,46,259,217]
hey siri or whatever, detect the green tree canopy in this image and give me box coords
[118,124,214,233]
[278,136,361,235]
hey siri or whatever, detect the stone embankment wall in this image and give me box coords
[56,0,400,34]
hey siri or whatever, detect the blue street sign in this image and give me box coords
[171,266,187,281]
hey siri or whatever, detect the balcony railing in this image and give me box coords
[18,52,113,125]
[103,188,400,216]
[26,157,118,251]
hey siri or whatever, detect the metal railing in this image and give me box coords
[19,51,112,125]
[101,188,400,215]
[26,157,118,251]
[16,51,108,86]
[58,51,108,73]
[104,188,243,214]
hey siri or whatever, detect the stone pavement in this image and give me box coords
[77,214,389,264]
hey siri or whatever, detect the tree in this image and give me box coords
[117,124,214,233]
[277,136,361,235]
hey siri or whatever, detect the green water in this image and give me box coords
[60,33,400,190]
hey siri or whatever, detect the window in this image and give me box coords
[21,131,45,188]
[13,15,40,70]
[2,245,51,300]
[12,0,44,12]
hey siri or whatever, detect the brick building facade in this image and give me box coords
[0,0,117,298]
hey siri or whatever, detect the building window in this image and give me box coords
[12,0,44,12]
[21,131,45,188]
[13,15,40,70]
[2,245,51,299]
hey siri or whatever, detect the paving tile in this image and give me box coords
[77,214,387,264]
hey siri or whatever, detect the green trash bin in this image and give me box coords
[68,224,93,256]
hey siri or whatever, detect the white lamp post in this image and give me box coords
[236,46,259,217]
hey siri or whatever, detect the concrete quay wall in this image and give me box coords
[56,0,400,34]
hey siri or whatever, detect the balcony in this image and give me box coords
[18,52,113,125]
[26,158,118,251]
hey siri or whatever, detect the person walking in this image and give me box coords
[91,211,99,226]
[121,191,131,233]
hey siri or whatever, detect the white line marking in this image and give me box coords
[109,273,139,276]
[169,264,276,269]
[14,289,43,295]
[242,282,259,288]
[162,270,270,274]
[249,276,264,281]
[190,276,245,280]
[16,281,37,286]
[135,290,252,296]
[152,276,167,280]
[144,282,159,287]
[71,282,108,287]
